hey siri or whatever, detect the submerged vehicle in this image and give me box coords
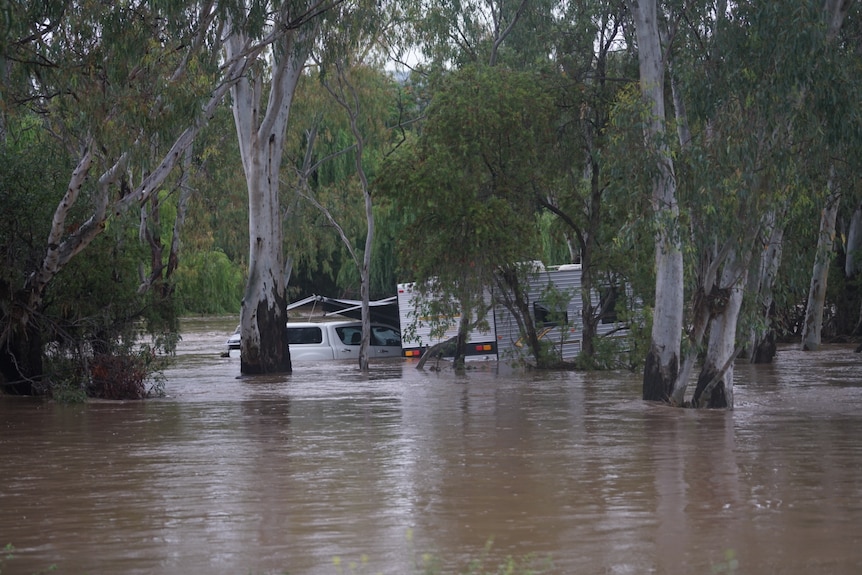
[224,294,402,360]
[225,320,402,361]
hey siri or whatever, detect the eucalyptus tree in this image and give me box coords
[799,0,858,351]
[226,0,407,374]
[542,0,637,365]
[681,0,857,404]
[0,0,246,391]
[379,64,557,366]
[411,0,540,67]
[624,0,857,407]
[664,0,792,407]
[626,0,685,402]
[296,1,401,371]
[225,2,309,374]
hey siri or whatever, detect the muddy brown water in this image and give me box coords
[2,316,862,574]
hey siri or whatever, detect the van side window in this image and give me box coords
[372,325,401,346]
[336,327,362,346]
[287,326,323,344]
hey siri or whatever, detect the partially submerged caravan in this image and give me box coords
[396,282,497,360]
[397,263,633,364]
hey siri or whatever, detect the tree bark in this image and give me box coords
[674,240,728,405]
[692,250,749,409]
[228,16,314,374]
[802,169,840,351]
[628,0,684,402]
[747,208,786,363]
[844,202,862,278]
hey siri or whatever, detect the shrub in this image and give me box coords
[87,347,165,400]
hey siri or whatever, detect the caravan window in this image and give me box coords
[600,286,619,324]
[534,302,567,328]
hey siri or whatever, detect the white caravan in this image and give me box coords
[396,282,497,360]
[397,263,631,364]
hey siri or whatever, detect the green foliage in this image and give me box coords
[535,283,576,366]
[0,121,66,286]
[174,250,244,315]
[377,64,560,359]
[0,108,183,396]
[0,1,233,392]
[49,378,88,405]
[3,0,223,171]
[380,64,554,285]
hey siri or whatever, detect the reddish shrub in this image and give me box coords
[89,353,148,399]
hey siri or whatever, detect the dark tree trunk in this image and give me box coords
[0,317,42,395]
[749,329,777,364]
[692,365,729,408]
[453,306,470,369]
[643,345,677,402]
[241,295,291,375]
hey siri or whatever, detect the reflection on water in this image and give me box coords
[1,318,862,574]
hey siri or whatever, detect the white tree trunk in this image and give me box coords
[747,208,786,363]
[628,0,684,402]
[227,17,313,374]
[674,240,725,406]
[693,250,749,409]
[844,202,862,278]
[802,169,841,351]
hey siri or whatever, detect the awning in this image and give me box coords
[287,295,399,326]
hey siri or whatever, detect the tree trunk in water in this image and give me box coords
[747,208,785,363]
[692,251,749,409]
[241,165,292,374]
[674,242,724,406]
[228,21,311,374]
[845,202,862,278]
[629,0,684,402]
[453,304,471,370]
[802,170,840,351]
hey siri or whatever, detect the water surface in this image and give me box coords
[2,317,861,574]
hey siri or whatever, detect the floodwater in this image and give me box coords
[2,317,862,575]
